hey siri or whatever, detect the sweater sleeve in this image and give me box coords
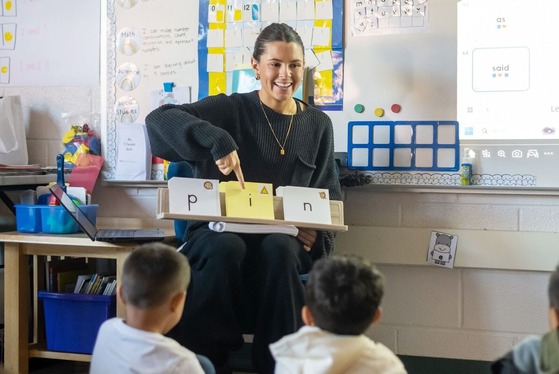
[145,95,239,163]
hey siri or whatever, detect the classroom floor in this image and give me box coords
[0,361,256,374]
[0,349,257,374]
[0,351,496,373]
[0,325,257,373]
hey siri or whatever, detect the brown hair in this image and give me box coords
[252,23,305,62]
[121,242,190,308]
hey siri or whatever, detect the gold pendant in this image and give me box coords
[280,149,285,156]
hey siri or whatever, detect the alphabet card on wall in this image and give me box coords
[277,186,332,225]
[220,181,274,220]
[168,177,221,216]
[427,231,458,269]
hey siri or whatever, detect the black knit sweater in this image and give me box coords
[145,90,341,258]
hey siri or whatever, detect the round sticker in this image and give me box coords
[114,96,140,124]
[118,0,138,9]
[117,27,142,56]
[116,62,141,91]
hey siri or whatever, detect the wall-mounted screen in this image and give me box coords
[457,0,559,188]
[458,0,559,140]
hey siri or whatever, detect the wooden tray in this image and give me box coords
[156,188,347,232]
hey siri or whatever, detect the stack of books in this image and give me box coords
[74,274,117,295]
[45,257,116,295]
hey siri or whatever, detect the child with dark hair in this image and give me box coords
[90,242,213,374]
[270,255,407,373]
[492,264,559,373]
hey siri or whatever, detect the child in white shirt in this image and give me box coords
[90,242,212,374]
[270,255,406,374]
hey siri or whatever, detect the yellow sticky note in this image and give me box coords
[221,181,274,220]
[216,10,224,22]
[234,9,242,21]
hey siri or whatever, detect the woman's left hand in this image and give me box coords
[297,228,317,252]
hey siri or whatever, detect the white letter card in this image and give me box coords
[280,186,331,224]
[168,177,221,216]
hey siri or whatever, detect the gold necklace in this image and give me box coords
[259,100,294,156]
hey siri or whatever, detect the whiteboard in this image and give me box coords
[330,0,457,153]
[335,0,559,188]
[101,0,199,179]
[0,0,99,86]
[101,0,342,179]
[100,0,559,188]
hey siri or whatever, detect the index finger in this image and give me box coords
[233,164,245,189]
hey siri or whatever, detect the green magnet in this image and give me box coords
[354,104,365,113]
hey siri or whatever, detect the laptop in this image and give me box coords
[49,184,166,242]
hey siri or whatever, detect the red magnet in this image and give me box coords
[391,104,401,113]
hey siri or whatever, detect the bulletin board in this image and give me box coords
[102,0,200,179]
[102,0,559,188]
[198,0,344,111]
[0,0,99,86]
[102,0,343,179]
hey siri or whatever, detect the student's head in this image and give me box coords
[303,255,385,335]
[548,264,559,329]
[120,242,190,327]
[251,23,305,106]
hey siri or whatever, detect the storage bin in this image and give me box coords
[14,204,42,233]
[38,291,116,354]
[15,204,98,234]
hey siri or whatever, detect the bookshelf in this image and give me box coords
[1,230,174,373]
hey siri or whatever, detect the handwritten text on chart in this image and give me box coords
[140,59,196,81]
[18,58,49,72]
[141,27,194,53]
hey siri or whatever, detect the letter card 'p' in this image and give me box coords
[168,177,221,216]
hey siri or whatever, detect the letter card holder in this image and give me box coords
[156,188,347,232]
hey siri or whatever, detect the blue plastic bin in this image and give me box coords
[15,204,98,234]
[38,291,116,354]
[14,204,42,232]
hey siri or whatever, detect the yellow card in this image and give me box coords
[221,181,274,220]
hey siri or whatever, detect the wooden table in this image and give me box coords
[1,231,173,374]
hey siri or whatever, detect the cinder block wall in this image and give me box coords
[337,188,555,362]
[1,87,555,363]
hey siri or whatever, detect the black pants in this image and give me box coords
[168,228,313,373]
